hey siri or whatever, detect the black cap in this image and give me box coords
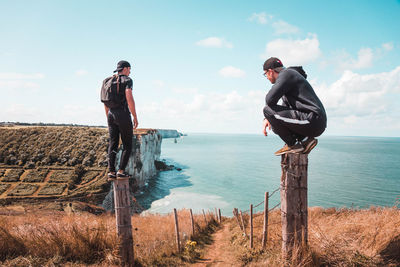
[113,60,131,73]
[263,57,284,72]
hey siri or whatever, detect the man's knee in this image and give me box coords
[263,105,275,118]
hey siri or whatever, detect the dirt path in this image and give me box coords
[192,221,240,267]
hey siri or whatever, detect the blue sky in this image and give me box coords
[1,0,399,136]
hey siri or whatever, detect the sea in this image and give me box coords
[137,134,400,216]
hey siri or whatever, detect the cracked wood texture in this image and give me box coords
[113,178,134,266]
[280,153,308,260]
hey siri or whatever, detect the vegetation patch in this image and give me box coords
[0,183,10,195]
[0,169,5,177]
[1,169,24,182]
[22,168,49,183]
[8,184,39,196]
[38,183,67,195]
[81,171,99,184]
[48,170,75,183]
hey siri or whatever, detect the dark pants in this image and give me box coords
[107,108,133,173]
[263,105,326,146]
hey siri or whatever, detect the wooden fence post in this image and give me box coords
[113,178,134,266]
[173,208,181,253]
[218,208,222,223]
[250,204,253,249]
[239,210,247,236]
[280,153,308,260]
[202,209,207,224]
[262,192,269,249]
[233,208,243,231]
[190,209,195,237]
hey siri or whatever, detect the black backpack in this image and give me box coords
[100,75,122,108]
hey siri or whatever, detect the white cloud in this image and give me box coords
[248,12,272,24]
[336,48,373,70]
[263,34,322,65]
[272,20,300,35]
[138,89,265,133]
[313,66,400,118]
[382,42,394,51]
[75,69,88,76]
[196,37,233,48]
[0,72,45,80]
[218,66,246,78]
[0,72,44,92]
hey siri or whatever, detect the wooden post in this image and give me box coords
[280,153,308,260]
[214,208,218,222]
[262,192,269,249]
[173,208,181,253]
[113,178,134,266]
[250,204,253,249]
[190,209,195,237]
[233,208,243,231]
[239,210,247,236]
[202,209,207,224]
[218,208,222,223]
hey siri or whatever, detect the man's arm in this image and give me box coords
[104,104,109,118]
[265,70,293,107]
[125,89,139,129]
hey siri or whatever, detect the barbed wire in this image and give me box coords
[241,187,280,213]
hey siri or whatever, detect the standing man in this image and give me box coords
[262,57,327,155]
[104,60,139,179]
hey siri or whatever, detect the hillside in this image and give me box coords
[1,207,399,266]
[0,126,161,211]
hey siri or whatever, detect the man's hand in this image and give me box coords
[133,117,139,129]
[263,118,271,136]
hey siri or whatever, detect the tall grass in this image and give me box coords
[0,209,218,266]
[229,207,400,266]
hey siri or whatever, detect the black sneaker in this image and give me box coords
[117,171,131,178]
[274,143,304,156]
[107,172,116,181]
[302,137,318,154]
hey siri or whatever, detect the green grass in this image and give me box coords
[1,169,24,182]
[22,169,49,183]
[0,183,10,195]
[8,184,39,196]
[38,184,67,195]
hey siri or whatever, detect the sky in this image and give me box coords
[1,0,399,137]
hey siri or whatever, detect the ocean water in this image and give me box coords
[137,134,400,216]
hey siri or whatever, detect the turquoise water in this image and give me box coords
[138,134,400,216]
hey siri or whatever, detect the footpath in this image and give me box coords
[192,221,240,267]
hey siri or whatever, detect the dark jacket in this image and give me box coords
[265,68,327,125]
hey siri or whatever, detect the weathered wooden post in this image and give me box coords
[113,178,134,266]
[233,208,243,231]
[262,192,269,249]
[239,210,247,236]
[218,208,222,223]
[202,209,207,224]
[280,153,308,260]
[250,204,253,249]
[190,208,195,237]
[173,208,181,253]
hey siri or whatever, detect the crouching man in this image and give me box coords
[262,57,327,155]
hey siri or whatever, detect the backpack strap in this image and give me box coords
[114,74,120,94]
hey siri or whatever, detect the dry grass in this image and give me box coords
[228,207,400,266]
[0,209,219,266]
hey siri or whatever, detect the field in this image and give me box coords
[1,207,399,266]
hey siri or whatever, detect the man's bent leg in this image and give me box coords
[263,105,298,146]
